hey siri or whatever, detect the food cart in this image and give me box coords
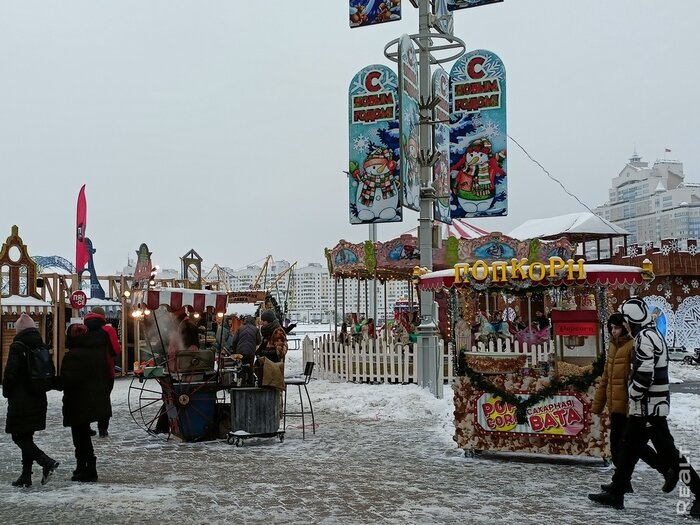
[418,256,654,461]
[127,287,284,444]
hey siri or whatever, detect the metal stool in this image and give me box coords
[283,362,315,439]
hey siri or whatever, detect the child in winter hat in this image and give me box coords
[14,313,36,332]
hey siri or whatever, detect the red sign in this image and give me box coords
[70,290,88,309]
[554,322,598,336]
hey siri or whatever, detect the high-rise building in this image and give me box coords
[594,153,700,247]
[220,260,410,324]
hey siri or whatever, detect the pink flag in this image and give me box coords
[76,185,88,273]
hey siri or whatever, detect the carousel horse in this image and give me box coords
[474,312,511,344]
[515,324,551,346]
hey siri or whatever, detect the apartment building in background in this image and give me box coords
[595,153,700,247]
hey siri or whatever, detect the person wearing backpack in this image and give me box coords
[61,322,111,482]
[2,313,60,488]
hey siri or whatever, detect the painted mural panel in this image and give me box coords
[348,65,402,224]
[349,0,401,28]
[449,49,507,218]
[432,68,452,224]
[399,34,421,212]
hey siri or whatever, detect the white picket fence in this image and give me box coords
[302,334,552,384]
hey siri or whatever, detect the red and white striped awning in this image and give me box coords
[419,264,648,291]
[1,295,52,315]
[141,288,228,313]
[405,220,488,240]
[444,220,489,239]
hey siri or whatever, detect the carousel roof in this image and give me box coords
[418,263,648,291]
[1,295,52,314]
[404,219,488,240]
[140,287,228,313]
[507,212,629,242]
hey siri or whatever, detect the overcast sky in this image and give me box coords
[1,1,698,275]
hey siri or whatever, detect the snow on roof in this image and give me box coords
[1,295,52,314]
[507,212,629,240]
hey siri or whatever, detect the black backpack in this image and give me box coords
[18,342,56,393]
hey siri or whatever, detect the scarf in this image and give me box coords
[260,320,281,341]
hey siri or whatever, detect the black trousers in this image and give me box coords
[98,377,115,433]
[609,412,660,471]
[11,432,43,465]
[71,424,95,464]
[612,415,700,496]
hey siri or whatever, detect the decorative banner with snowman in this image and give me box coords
[432,68,452,224]
[449,49,507,218]
[348,64,402,224]
[399,34,421,213]
[447,0,503,11]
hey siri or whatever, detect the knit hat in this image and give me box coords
[260,310,276,323]
[15,313,36,333]
[91,306,106,317]
[607,312,628,336]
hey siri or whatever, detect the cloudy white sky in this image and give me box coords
[1,1,698,274]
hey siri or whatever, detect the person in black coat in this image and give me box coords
[61,323,112,482]
[231,315,261,386]
[2,313,60,488]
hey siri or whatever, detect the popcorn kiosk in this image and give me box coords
[418,257,654,461]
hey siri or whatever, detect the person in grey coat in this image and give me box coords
[2,313,60,487]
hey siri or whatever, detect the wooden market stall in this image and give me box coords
[418,257,654,460]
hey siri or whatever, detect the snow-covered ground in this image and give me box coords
[669,360,700,384]
[0,347,698,524]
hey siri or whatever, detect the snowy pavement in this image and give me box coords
[0,351,699,524]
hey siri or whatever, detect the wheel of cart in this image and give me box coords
[127,286,230,442]
[128,372,224,441]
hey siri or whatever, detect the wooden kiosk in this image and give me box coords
[418,256,654,460]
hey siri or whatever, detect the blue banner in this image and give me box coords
[449,49,508,218]
[399,34,420,213]
[432,69,452,224]
[350,0,402,28]
[348,65,402,224]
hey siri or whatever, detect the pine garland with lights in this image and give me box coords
[459,351,606,424]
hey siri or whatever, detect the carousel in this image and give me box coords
[417,234,654,460]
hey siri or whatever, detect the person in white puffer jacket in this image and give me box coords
[589,297,700,518]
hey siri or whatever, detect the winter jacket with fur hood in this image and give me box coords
[591,335,633,415]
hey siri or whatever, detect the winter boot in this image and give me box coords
[662,467,679,493]
[690,498,699,518]
[71,459,87,481]
[37,453,60,485]
[600,481,633,494]
[11,462,32,488]
[588,491,624,510]
[74,457,98,483]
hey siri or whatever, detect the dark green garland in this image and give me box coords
[460,352,606,424]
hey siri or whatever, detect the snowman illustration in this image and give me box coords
[350,146,399,222]
[451,137,506,214]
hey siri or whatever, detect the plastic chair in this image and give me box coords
[283,362,315,439]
